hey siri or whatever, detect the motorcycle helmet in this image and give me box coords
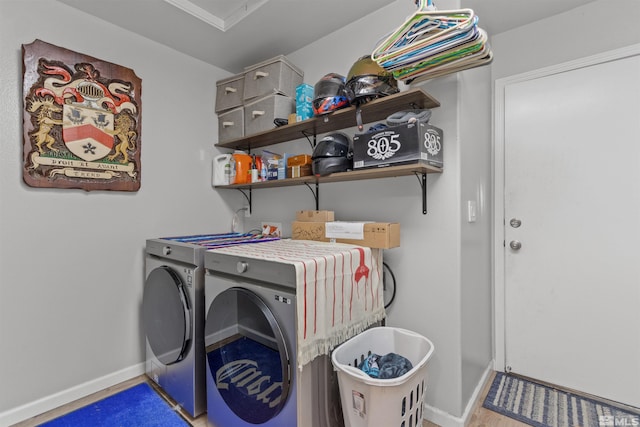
[311,132,353,176]
[346,55,399,105]
[312,73,350,116]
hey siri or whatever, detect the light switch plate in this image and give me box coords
[467,200,477,223]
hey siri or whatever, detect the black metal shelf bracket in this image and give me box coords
[302,130,316,149]
[237,188,252,214]
[415,172,428,214]
[304,182,320,210]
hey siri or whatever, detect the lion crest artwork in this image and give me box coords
[22,39,142,191]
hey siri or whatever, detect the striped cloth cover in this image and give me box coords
[209,239,386,368]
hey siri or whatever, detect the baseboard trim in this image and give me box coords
[0,363,145,426]
[423,361,493,427]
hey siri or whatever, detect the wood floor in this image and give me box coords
[13,371,528,427]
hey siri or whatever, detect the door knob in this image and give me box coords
[510,218,522,228]
[509,240,522,250]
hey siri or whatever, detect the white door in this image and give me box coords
[503,53,640,407]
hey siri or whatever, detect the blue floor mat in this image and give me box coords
[39,382,188,427]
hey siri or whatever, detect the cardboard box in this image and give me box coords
[287,164,312,178]
[352,121,443,169]
[295,210,335,222]
[291,221,400,249]
[287,154,312,167]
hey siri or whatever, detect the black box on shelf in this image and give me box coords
[352,121,443,169]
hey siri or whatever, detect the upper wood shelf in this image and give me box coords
[215,88,441,151]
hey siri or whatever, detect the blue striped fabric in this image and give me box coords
[483,372,640,427]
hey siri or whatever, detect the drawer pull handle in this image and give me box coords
[252,110,265,118]
[224,87,237,94]
[254,71,269,79]
[222,121,235,128]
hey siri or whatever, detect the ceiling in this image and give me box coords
[57,0,599,74]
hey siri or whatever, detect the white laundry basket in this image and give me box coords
[331,327,435,427]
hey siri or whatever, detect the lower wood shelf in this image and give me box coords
[214,162,442,190]
[215,162,442,215]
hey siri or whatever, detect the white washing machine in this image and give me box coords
[203,244,345,427]
[143,233,279,419]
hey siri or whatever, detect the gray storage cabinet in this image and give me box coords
[215,74,244,113]
[218,107,244,143]
[243,55,304,101]
[244,94,295,136]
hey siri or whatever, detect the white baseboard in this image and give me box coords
[423,361,493,427]
[0,363,145,426]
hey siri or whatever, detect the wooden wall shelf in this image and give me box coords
[213,88,443,214]
[215,88,441,151]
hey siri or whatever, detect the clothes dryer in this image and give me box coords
[203,239,385,427]
[143,233,279,419]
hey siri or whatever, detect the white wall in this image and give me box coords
[0,0,240,423]
[488,0,640,398]
[490,0,640,80]
[459,64,493,413]
[235,0,640,422]
[275,0,493,420]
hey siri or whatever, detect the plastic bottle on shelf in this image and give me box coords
[231,150,252,184]
[261,157,268,182]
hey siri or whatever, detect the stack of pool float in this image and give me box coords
[371,0,493,84]
[161,232,279,248]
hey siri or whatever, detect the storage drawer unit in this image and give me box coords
[217,107,244,143]
[244,94,295,136]
[243,55,304,101]
[215,74,244,113]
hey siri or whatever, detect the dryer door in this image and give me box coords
[205,287,291,424]
[143,266,191,365]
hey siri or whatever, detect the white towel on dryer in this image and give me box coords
[209,239,386,368]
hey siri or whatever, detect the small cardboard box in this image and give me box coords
[295,210,335,222]
[291,221,400,249]
[287,164,312,178]
[352,121,443,169]
[287,154,312,167]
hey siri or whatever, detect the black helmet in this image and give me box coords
[311,132,352,176]
[346,55,399,105]
[312,73,351,116]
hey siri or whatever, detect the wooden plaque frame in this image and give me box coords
[22,39,142,192]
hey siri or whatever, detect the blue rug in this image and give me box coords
[207,336,283,424]
[39,382,188,427]
[483,372,640,427]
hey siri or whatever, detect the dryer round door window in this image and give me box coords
[143,266,191,365]
[205,287,291,424]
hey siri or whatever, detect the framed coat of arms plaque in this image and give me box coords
[22,39,142,192]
